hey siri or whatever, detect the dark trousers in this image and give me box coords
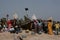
[56,28,59,35]
[43,26,48,33]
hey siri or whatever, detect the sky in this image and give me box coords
[0,0,60,21]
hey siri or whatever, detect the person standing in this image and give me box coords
[7,19,12,30]
[34,20,38,33]
[37,21,42,34]
[44,22,48,33]
[48,20,53,35]
[55,22,60,35]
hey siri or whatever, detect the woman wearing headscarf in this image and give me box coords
[48,20,53,35]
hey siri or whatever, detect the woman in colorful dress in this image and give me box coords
[48,20,53,35]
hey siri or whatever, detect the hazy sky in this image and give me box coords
[0,0,60,21]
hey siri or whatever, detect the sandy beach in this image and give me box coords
[0,30,60,40]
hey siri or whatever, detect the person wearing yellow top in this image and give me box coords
[48,20,53,35]
[55,22,60,35]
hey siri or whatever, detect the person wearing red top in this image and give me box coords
[7,19,12,30]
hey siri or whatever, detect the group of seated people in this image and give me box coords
[0,24,21,34]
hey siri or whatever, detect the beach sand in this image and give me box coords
[0,30,60,40]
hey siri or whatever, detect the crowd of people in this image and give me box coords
[0,18,60,35]
[31,19,60,35]
[0,19,21,34]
